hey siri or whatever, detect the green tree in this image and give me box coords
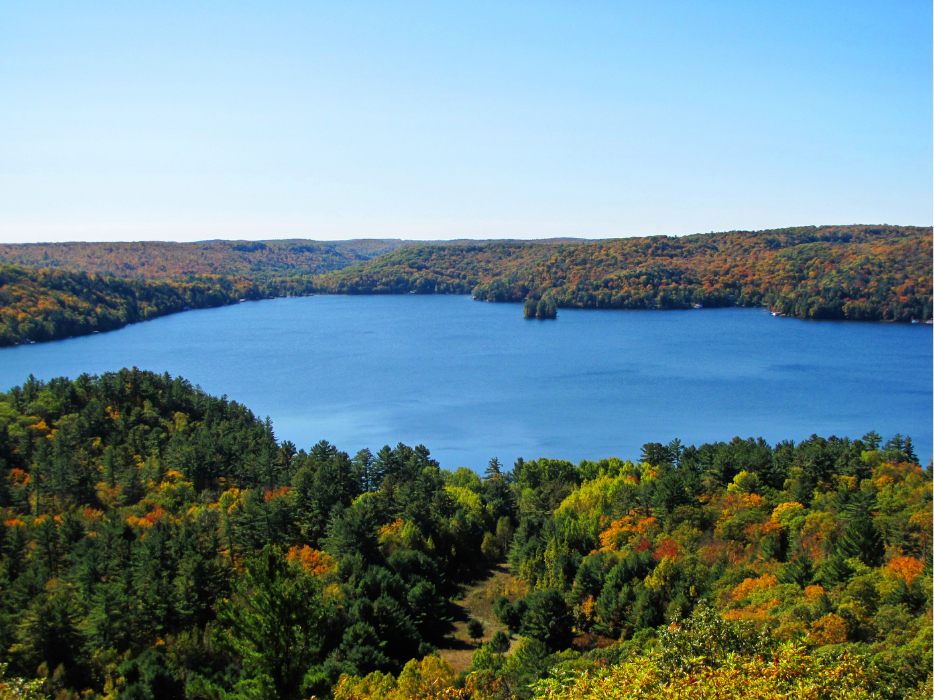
[481,532,500,562]
[217,546,331,700]
[116,648,184,700]
[467,619,484,642]
[10,589,86,688]
[490,630,510,653]
[519,589,574,652]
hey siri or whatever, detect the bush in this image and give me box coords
[490,630,510,653]
[467,619,484,641]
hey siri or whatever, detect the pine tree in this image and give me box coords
[352,448,375,492]
[217,546,331,700]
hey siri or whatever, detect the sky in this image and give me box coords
[0,1,930,243]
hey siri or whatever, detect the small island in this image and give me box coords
[523,296,557,319]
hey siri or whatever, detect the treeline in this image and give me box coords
[2,227,930,347]
[0,240,413,282]
[0,370,930,699]
[0,266,273,347]
[0,241,563,345]
[0,239,584,283]
[296,242,556,296]
[476,225,933,322]
[314,225,933,323]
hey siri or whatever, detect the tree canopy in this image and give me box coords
[0,370,929,699]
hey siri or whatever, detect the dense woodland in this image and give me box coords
[0,226,931,346]
[0,266,266,347]
[0,241,414,282]
[0,369,929,699]
[311,226,933,322]
[0,240,588,282]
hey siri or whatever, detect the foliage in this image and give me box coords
[334,655,467,700]
[0,664,44,700]
[0,370,929,698]
[3,227,930,347]
[216,546,331,700]
[0,370,490,698]
[0,240,411,281]
[315,225,933,322]
[533,643,890,700]
[0,265,263,346]
[467,620,484,641]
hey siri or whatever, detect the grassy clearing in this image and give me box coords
[437,564,528,673]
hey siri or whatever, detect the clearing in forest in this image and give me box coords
[436,564,527,673]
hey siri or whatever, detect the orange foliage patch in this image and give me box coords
[809,613,848,645]
[716,493,766,523]
[82,507,106,523]
[264,486,291,501]
[144,507,166,525]
[731,573,778,602]
[287,545,335,576]
[743,493,765,509]
[598,521,625,551]
[804,585,825,600]
[8,468,30,486]
[722,598,779,621]
[598,511,657,552]
[653,538,679,561]
[127,506,168,529]
[744,520,780,540]
[379,518,405,539]
[886,556,924,586]
[579,595,596,624]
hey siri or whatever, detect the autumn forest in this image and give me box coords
[1,225,931,346]
[0,370,929,699]
[0,226,930,699]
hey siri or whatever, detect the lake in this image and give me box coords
[0,295,931,469]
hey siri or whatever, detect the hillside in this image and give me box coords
[0,265,265,347]
[309,225,933,322]
[0,369,929,699]
[0,227,931,347]
[0,239,414,281]
[0,238,585,283]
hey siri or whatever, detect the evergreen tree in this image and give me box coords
[217,546,331,700]
[837,492,884,567]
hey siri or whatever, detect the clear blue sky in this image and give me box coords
[1,1,930,242]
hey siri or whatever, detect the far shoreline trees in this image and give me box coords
[1,225,931,346]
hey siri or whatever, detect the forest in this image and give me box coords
[0,226,931,346]
[0,369,929,699]
[0,240,414,282]
[0,266,267,347]
[309,225,933,323]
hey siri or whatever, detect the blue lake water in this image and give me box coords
[0,295,931,469]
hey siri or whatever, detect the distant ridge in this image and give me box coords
[0,225,930,346]
[305,225,933,323]
[0,239,408,280]
[0,237,598,280]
